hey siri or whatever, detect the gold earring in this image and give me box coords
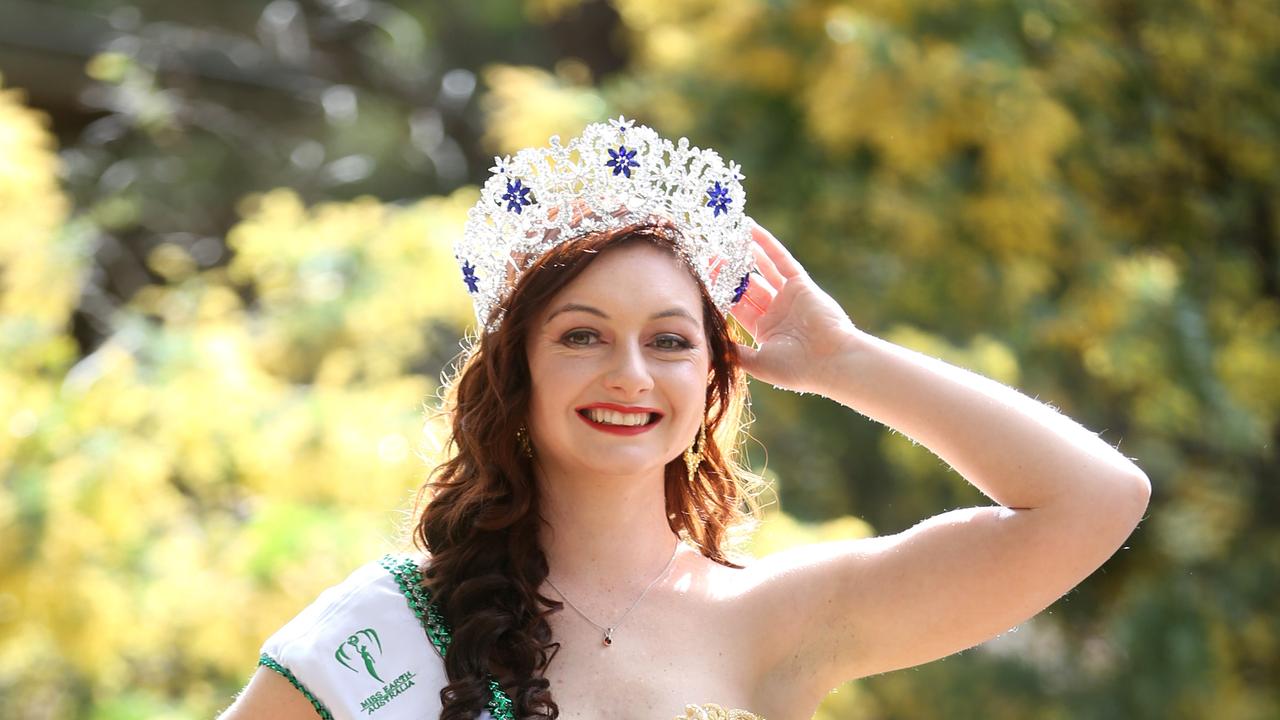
[516,425,533,459]
[683,420,706,478]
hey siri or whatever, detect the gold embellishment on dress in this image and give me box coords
[674,703,763,720]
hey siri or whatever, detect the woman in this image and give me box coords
[220,118,1150,720]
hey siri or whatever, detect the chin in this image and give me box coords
[565,448,674,478]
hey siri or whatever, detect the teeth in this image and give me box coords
[585,409,653,426]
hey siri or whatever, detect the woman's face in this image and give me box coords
[525,242,711,481]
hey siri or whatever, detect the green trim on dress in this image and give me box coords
[379,553,516,720]
[258,652,336,720]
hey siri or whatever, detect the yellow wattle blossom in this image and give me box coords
[0,78,82,366]
[480,65,606,155]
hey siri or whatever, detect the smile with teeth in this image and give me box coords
[581,408,658,426]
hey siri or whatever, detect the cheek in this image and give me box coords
[527,354,587,413]
[670,366,707,395]
[661,362,712,411]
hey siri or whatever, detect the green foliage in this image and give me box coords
[0,0,1276,717]
[469,0,1280,715]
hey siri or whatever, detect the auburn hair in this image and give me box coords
[409,220,763,719]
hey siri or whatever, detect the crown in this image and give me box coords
[455,116,754,332]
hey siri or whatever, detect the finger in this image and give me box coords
[752,243,787,291]
[742,269,778,311]
[747,269,778,300]
[747,271,773,319]
[729,279,767,334]
[729,297,762,337]
[749,219,806,280]
[734,342,762,376]
[729,272,775,337]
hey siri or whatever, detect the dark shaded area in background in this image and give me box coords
[0,0,625,360]
[2,0,1278,717]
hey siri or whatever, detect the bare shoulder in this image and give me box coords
[726,493,1148,700]
[216,665,326,720]
[715,540,870,681]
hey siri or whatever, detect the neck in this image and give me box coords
[535,461,683,597]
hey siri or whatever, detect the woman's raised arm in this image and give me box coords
[731,222,1151,698]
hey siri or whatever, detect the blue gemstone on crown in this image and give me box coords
[731,272,750,303]
[502,179,533,213]
[606,146,639,178]
[461,260,479,293]
[707,182,732,217]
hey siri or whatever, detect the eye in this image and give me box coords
[654,334,693,351]
[561,329,598,347]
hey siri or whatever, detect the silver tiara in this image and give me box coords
[455,116,754,332]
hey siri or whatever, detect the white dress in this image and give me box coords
[258,553,501,720]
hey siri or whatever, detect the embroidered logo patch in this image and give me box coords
[336,628,418,714]
[359,671,418,715]
[335,628,385,682]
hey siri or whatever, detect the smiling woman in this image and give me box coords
[220,118,1150,720]
[223,220,768,720]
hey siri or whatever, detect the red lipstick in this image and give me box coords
[576,403,663,436]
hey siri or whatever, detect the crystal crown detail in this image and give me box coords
[456,116,753,332]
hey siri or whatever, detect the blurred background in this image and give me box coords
[1,0,1277,718]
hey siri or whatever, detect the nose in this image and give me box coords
[603,337,654,397]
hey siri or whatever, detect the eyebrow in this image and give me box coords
[544,303,699,325]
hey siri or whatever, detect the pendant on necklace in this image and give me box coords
[603,628,614,647]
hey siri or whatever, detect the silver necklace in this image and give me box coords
[545,541,681,647]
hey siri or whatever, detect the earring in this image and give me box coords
[516,425,533,459]
[683,420,706,479]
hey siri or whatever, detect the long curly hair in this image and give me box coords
[409,221,763,719]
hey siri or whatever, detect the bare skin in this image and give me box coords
[219,224,1150,719]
